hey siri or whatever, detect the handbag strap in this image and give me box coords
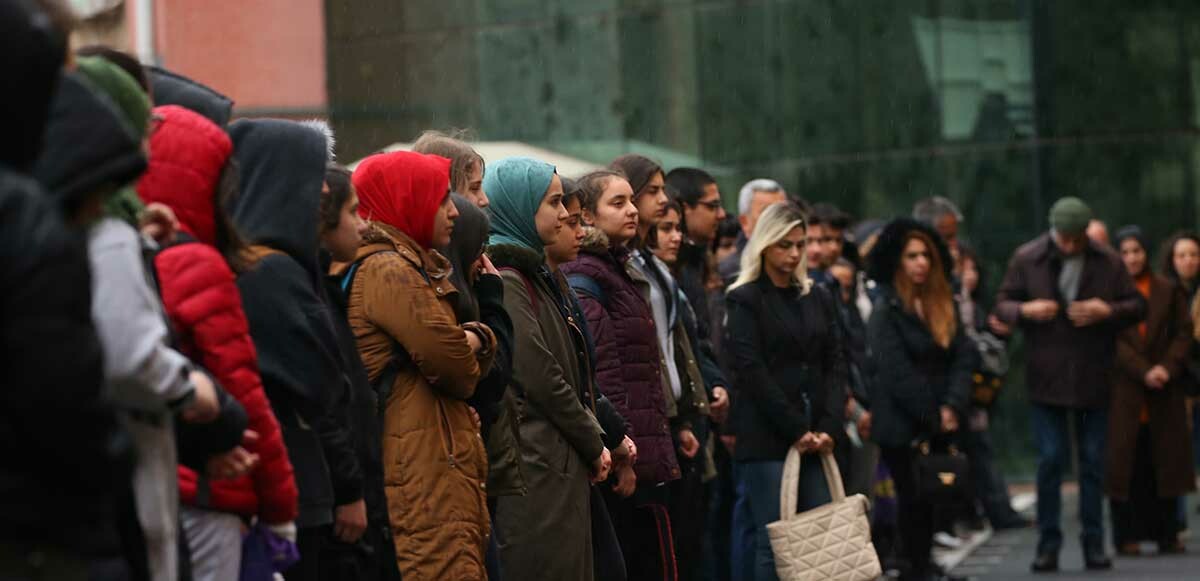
[779,448,847,521]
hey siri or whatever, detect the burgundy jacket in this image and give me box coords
[562,230,680,486]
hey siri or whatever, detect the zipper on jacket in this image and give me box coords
[566,315,597,411]
[435,399,458,468]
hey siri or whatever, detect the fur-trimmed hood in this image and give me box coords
[579,225,611,255]
[487,241,545,278]
[866,217,954,286]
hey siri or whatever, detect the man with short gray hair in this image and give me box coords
[913,196,964,260]
[719,179,792,283]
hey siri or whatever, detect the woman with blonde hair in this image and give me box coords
[725,202,845,581]
[865,218,972,581]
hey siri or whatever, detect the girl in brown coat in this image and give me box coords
[1107,226,1196,555]
[340,151,498,580]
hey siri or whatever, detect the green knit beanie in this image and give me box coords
[75,56,150,138]
[1049,197,1092,236]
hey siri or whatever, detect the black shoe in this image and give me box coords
[1031,552,1058,573]
[1084,548,1112,570]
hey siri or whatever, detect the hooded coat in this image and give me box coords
[865,219,975,448]
[228,118,360,529]
[147,65,234,127]
[562,227,680,486]
[32,72,146,207]
[60,57,195,580]
[340,150,498,581]
[484,157,606,580]
[137,106,298,524]
[1,2,131,554]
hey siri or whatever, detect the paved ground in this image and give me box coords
[952,489,1200,580]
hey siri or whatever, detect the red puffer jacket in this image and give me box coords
[137,105,297,523]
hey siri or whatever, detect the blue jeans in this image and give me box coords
[1030,404,1107,554]
[734,457,833,581]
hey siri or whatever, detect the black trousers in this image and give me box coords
[668,456,707,581]
[881,446,933,578]
[288,520,402,581]
[1110,424,1180,546]
[604,487,677,581]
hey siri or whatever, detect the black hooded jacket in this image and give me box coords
[1,1,131,555]
[230,118,359,526]
[147,66,234,127]
[865,219,975,448]
[321,251,387,522]
[32,72,146,208]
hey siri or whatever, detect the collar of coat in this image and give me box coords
[355,221,452,281]
[487,242,545,278]
[1033,231,1108,264]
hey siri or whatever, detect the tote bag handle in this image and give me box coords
[779,448,846,520]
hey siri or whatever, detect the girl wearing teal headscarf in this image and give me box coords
[485,157,613,580]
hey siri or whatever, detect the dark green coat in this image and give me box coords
[489,243,605,581]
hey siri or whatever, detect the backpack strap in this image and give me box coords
[567,273,606,307]
[498,266,540,312]
[337,247,421,421]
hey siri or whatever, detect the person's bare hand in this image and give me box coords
[678,429,700,459]
[612,435,634,469]
[591,448,612,483]
[1145,365,1170,390]
[794,432,820,453]
[180,371,220,424]
[207,445,259,480]
[856,411,872,441]
[477,253,500,277]
[334,500,368,544]
[139,202,179,245]
[814,432,835,453]
[612,464,636,497]
[468,406,481,431]
[940,405,959,433]
[987,314,1013,337]
[1068,298,1113,327]
[465,330,483,353]
[710,387,730,424]
[622,435,638,466]
[1020,299,1059,322]
[720,434,736,454]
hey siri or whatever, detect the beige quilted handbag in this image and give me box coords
[767,449,881,581]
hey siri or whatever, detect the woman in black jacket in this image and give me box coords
[725,202,845,581]
[866,218,973,581]
[319,164,400,581]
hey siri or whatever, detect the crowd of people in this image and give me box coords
[5,2,1200,581]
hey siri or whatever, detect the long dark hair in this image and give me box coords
[1160,230,1200,290]
[215,159,251,273]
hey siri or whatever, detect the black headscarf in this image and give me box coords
[444,193,490,322]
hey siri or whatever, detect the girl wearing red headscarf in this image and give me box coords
[335,151,498,580]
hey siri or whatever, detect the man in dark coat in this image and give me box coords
[993,197,1145,573]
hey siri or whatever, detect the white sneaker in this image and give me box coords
[933,531,965,549]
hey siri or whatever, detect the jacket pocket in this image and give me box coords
[435,399,458,468]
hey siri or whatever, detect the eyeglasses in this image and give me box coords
[696,200,723,211]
